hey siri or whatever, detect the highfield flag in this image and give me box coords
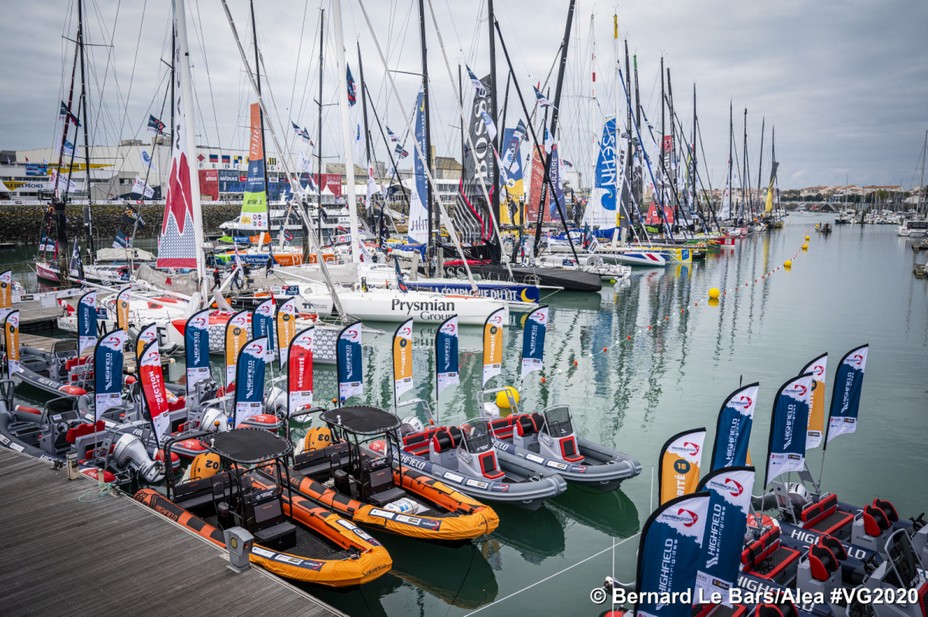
[659,427,706,505]
[407,88,429,244]
[765,373,813,487]
[0,270,12,313]
[392,319,414,405]
[801,353,828,450]
[482,308,506,386]
[4,310,20,375]
[825,344,869,447]
[288,327,314,416]
[276,297,299,366]
[336,321,363,402]
[635,492,711,617]
[710,382,759,471]
[225,311,251,385]
[139,340,170,443]
[435,316,459,395]
[520,305,549,379]
[94,330,127,420]
[695,466,756,607]
[77,291,98,355]
[135,323,158,362]
[115,287,131,334]
[234,337,268,427]
[253,298,275,361]
[184,309,211,397]
[240,103,268,231]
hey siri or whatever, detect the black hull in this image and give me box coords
[468,264,602,292]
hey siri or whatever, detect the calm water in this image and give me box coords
[5,216,927,616]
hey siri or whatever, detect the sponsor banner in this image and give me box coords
[635,492,711,617]
[241,103,268,229]
[336,321,363,402]
[0,270,11,310]
[825,345,868,447]
[288,327,314,416]
[392,319,414,403]
[710,382,758,471]
[139,340,171,443]
[403,281,539,304]
[482,308,505,386]
[77,291,98,356]
[695,467,755,607]
[4,310,20,375]
[135,323,159,362]
[115,287,131,334]
[252,298,275,361]
[801,353,828,449]
[585,117,618,230]
[224,310,250,385]
[659,427,706,505]
[435,316,459,395]
[184,309,211,396]
[765,373,813,487]
[276,297,298,366]
[520,305,548,379]
[234,337,268,426]
[94,330,127,420]
[406,88,428,244]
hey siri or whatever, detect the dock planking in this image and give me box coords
[0,448,343,617]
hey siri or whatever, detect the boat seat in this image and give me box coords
[515,414,540,437]
[65,420,104,444]
[862,504,892,538]
[359,457,405,506]
[817,534,849,561]
[801,494,853,539]
[489,417,515,440]
[755,603,799,617]
[294,440,350,473]
[808,544,840,582]
[741,526,800,582]
[872,498,899,523]
[64,356,92,371]
[431,427,462,453]
[175,471,234,512]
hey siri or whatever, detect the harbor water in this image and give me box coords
[4,214,926,616]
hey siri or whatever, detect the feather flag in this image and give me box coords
[184,309,211,397]
[801,353,828,450]
[233,337,268,427]
[659,427,706,505]
[435,316,459,395]
[482,308,506,386]
[336,321,363,402]
[765,373,813,487]
[94,330,127,420]
[139,340,171,443]
[392,319,414,406]
[520,306,548,379]
[288,327,314,416]
[824,345,869,447]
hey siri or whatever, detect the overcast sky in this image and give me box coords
[1,0,926,189]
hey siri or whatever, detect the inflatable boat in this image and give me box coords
[12,338,94,398]
[137,428,392,587]
[283,406,499,543]
[484,403,641,492]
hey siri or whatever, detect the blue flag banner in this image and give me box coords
[710,382,759,471]
[77,291,98,355]
[765,373,814,487]
[585,117,618,230]
[635,492,711,617]
[825,344,869,447]
[234,337,268,427]
[253,298,276,360]
[520,305,549,379]
[346,65,357,106]
[435,316,459,395]
[549,144,567,220]
[695,466,756,606]
[336,321,363,402]
[94,330,127,421]
[184,309,212,397]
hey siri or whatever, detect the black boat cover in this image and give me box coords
[321,406,402,436]
[209,428,293,464]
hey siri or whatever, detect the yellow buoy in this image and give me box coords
[802,243,808,250]
[784,260,792,268]
[496,386,520,409]
[708,287,720,300]
[805,235,810,241]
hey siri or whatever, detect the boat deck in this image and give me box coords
[0,448,343,617]
[17,333,171,372]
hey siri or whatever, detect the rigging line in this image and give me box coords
[192,0,223,150]
[113,0,150,180]
[287,0,311,126]
[86,0,125,166]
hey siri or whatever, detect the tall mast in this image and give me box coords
[728,101,733,221]
[742,108,748,219]
[692,84,697,224]
[756,116,765,214]
[918,130,927,216]
[77,0,94,261]
[416,0,436,266]
[358,42,373,228]
[633,53,642,210]
[659,56,665,220]
[316,8,324,244]
[250,0,273,250]
[487,0,500,226]
[624,40,633,228]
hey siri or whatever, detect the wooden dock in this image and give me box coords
[0,448,343,617]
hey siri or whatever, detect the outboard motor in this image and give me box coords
[112,433,164,484]
[265,385,287,419]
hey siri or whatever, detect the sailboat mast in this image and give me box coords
[756,116,765,213]
[250,0,273,250]
[316,8,324,244]
[659,57,665,220]
[918,130,927,216]
[358,42,373,229]
[416,0,436,266]
[624,40,633,229]
[77,0,94,261]
[633,54,642,210]
[742,108,748,219]
[728,102,733,221]
[488,0,500,226]
[692,84,697,225]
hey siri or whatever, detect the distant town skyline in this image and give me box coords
[0,1,926,190]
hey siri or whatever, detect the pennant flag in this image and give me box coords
[392,319,414,405]
[520,305,548,379]
[221,154,231,165]
[77,291,97,356]
[0,270,11,311]
[466,65,488,97]
[765,373,814,487]
[132,176,155,199]
[147,114,165,135]
[276,297,298,367]
[141,150,156,170]
[482,308,506,386]
[253,298,276,361]
[479,110,498,141]
[710,382,758,471]
[435,316,459,395]
[288,327,314,416]
[112,230,132,249]
[139,340,171,443]
[4,310,20,375]
[59,101,80,126]
[224,310,251,385]
[336,321,363,402]
[115,287,131,334]
[208,153,219,164]
[135,323,159,362]
[825,345,869,447]
[532,85,554,109]
[69,239,84,280]
[234,337,268,427]
[394,143,409,159]
[694,466,756,607]
[123,204,146,228]
[801,353,828,450]
[94,330,127,420]
[387,127,400,143]
[635,492,711,617]
[659,427,706,505]
[61,140,75,157]
[184,309,211,397]
[346,65,357,106]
